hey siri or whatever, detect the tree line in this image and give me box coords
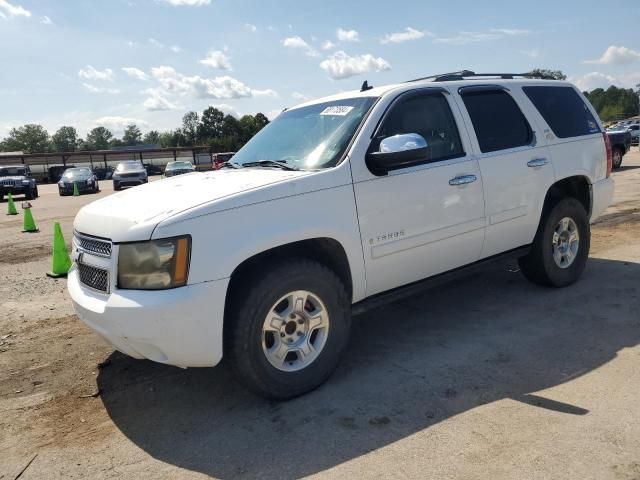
[0,106,270,154]
[584,86,640,122]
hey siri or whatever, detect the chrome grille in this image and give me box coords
[1,179,16,187]
[119,173,140,178]
[78,263,109,293]
[74,233,112,257]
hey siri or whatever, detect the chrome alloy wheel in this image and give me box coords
[552,217,580,269]
[261,290,330,372]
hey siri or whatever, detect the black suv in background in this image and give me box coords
[0,165,39,200]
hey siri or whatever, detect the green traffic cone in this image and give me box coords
[73,182,80,196]
[6,192,18,215]
[47,222,72,278]
[22,203,38,233]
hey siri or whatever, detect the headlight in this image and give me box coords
[87,178,93,184]
[58,181,64,186]
[117,235,191,290]
[22,180,30,185]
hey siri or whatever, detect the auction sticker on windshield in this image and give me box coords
[320,106,354,116]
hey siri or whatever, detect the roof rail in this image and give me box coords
[407,70,550,83]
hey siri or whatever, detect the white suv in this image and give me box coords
[69,71,614,399]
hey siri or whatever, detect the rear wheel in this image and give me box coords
[519,198,590,287]
[612,148,623,169]
[25,186,35,200]
[225,259,351,400]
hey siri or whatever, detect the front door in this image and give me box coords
[352,89,486,297]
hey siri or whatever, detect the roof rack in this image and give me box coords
[407,70,550,83]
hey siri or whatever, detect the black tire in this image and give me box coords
[519,197,590,287]
[612,148,623,169]
[113,182,120,191]
[25,187,35,200]
[34,186,39,198]
[225,259,351,400]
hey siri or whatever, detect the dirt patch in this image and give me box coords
[0,243,50,264]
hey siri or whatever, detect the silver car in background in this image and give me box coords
[112,161,148,191]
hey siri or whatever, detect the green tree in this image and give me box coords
[143,130,160,145]
[2,124,50,153]
[85,126,113,150]
[51,126,78,152]
[584,86,640,121]
[182,111,199,146]
[122,124,142,146]
[529,68,567,80]
[158,130,186,148]
[197,107,225,144]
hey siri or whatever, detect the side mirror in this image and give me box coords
[366,133,429,175]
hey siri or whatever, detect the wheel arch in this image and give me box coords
[540,175,592,222]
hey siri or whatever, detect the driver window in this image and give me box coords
[377,93,465,163]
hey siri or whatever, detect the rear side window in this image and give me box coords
[523,86,600,138]
[461,90,532,153]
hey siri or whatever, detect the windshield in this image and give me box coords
[116,162,142,172]
[63,168,91,178]
[0,167,26,177]
[167,161,193,170]
[231,97,377,170]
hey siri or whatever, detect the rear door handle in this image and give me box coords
[449,174,477,186]
[527,158,549,168]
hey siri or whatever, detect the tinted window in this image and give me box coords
[377,93,464,162]
[523,86,600,138]
[461,90,532,153]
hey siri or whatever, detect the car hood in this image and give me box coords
[0,176,27,182]
[74,168,313,242]
[113,169,146,175]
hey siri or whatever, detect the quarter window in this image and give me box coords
[523,86,600,138]
[461,90,532,153]
[376,93,465,163]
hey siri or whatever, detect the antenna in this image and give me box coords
[360,80,373,92]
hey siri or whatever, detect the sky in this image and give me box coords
[0,0,639,138]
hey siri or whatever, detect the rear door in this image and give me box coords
[455,85,555,258]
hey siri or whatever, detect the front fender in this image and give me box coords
[152,184,367,303]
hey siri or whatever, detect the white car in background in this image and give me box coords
[68,71,614,399]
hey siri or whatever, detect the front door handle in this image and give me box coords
[527,158,549,168]
[449,174,477,186]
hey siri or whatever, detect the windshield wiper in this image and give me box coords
[220,161,241,169]
[241,160,299,171]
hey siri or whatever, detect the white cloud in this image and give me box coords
[82,83,120,94]
[252,88,278,98]
[292,91,308,101]
[381,27,428,44]
[521,48,540,59]
[40,15,53,25]
[572,71,640,91]
[282,36,319,57]
[319,51,391,80]
[94,116,149,134]
[170,45,181,53]
[143,88,179,110]
[584,45,640,66]
[0,0,31,18]
[337,28,359,42]
[321,40,335,50]
[434,28,530,45]
[150,65,276,99]
[210,103,240,117]
[122,67,148,81]
[200,50,232,70]
[78,65,115,81]
[244,23,257,33]
[149,38,164,48]
[158,0,210,5]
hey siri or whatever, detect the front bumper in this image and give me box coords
[0,185,27,194]
[59,182,95,193]
[113,176,147,186]
[68,265,229,367]
[591,177,615,222]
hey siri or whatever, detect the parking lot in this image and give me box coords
[1,151,639,479]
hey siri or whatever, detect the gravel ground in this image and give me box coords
[1,152,640,480]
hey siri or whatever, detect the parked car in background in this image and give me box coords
[164,161,195,177]
[58,167,100,196]
[92,166,114,180]
[69,73,614,399]
[144,163,163,176]
[48,165,76,183]
[627,123,639,145]
[0,164,38,200]
[212,152,235,170]
[112,161,148,191]
[606,128,632,168]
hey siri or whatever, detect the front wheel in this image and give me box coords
[519,198,590,287]
[113,182,120,191]
[225,259,351,400]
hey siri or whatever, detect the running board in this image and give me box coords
[351,245,531,315]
